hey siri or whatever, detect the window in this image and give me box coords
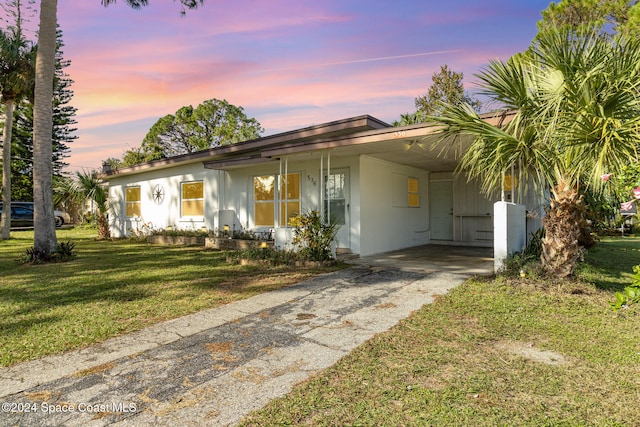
[125,187,141,217]
[503,175,518,191]
[181,181,204,217]
[254,175,275,226]
[253,173,300,226]
[324,172,346,225]
[280,173,300,226]
[408,177,419,207]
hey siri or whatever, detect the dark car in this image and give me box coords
[0,202,71,228]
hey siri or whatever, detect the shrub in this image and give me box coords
[228,247,299,266]
[22,241,76,264]
[610,265,640,311]
[500,229,545,279]
[523,228,544,258]
[288,210,340,261]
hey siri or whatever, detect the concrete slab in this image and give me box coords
[348,244,494,275]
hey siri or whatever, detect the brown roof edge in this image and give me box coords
[257,111,516,159]
[477,109,517,126]
[100,114,390,179]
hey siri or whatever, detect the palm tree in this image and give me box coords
[0,8,35,240]
[430,28,640,278]
[392,112,426,126]
[32,0,58,254]
[32,0,204,256]
[54,171,110,239]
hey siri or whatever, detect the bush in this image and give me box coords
[227,247,299,266]
[610,265,640,311]
[288,210,340,261]
[501,229,545,279]
[22,241,76,264]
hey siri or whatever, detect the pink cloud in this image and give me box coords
[50,1,550,171]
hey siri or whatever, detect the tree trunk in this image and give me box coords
[540,180,585,278]
[96,213,110,240]
[32,0,58,254]
[1,100,15,240]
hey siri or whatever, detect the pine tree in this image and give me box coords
[11,27,76,201]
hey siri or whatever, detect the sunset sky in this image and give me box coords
[45,0,553,172]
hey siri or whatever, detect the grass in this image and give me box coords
[0,227,341,367]
[240,236,640,427]
[3,230,640,425]
[577,236,640,290]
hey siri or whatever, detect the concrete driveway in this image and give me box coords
[348,244,494,275]
[0,245,492,427]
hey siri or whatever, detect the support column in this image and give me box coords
[494,201,526,273]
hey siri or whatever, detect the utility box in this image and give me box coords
[494,201,526,273]
[218,210,241,234]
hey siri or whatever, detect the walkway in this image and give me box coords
[0,245,492,427]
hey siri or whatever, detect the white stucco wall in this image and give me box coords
[223,155,360,251]
[108,163,220,238]
[106,154,363,246]
[429,172,543,248]
[358,155,430,256]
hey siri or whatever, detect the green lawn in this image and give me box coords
[241,236,640,426]
[0,228,336,367]
[3,230,640,425]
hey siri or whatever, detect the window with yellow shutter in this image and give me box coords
[125,187,141,217]
[408,177,419,207]
[181,181,204,216]
[253,173,300,226]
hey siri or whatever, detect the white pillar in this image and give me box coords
[494,201,527,273]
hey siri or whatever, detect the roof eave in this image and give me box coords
[101,114,390,180]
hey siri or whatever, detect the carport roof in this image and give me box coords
[102,111,515,179]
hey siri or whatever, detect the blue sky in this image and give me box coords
[48,0,554,171]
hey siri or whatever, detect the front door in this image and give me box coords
[324,168,350,249]
[430,180,454,241]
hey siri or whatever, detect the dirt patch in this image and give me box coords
[205,342,238,363]
[205,342,233,353]
[25,390,59,402]
[296,313,316,320]
[72,362,116,377]
[374,302,397,309]
[233,366,268,383]
[152,386,215,416]
[497,341,567,365]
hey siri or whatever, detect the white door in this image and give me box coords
[324,169,350,249]
[430,180,453,241]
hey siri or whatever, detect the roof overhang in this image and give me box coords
[102,115,389,179]
[102,111,516,179]
[204,122,471,172]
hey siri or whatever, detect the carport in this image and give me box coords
[346,244,494,275]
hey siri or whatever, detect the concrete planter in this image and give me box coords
[228,258,337,268]
[146,235,276,249]
[205,237,274,250]
[147,235,205,246]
